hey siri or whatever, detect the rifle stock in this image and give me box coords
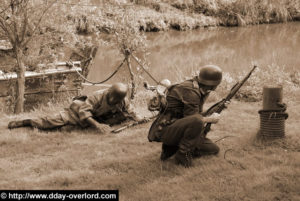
[202,65,257,137]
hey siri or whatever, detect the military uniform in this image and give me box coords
[148,77,219,157]
[24,89,138,130]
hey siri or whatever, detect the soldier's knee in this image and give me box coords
[194,139,220,156]
[188,114,204,128]
[206,143,220,155]
[211,144,220,154]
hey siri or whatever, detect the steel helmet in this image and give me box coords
[157,79,171,95]
[197,65,222,86]
[107,83,128,104]
[159,79,171,87]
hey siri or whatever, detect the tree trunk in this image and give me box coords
[126,55,136,100]
[14,46,25,113]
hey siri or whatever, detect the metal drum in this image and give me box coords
[259,110,288,138]
[258,86,288,139]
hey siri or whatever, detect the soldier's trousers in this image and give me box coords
[26,110,127,130]
[27,113,75,130]
[160,114,219,154]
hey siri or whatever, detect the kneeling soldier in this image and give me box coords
[8,83,142,133]
[148,65,223,167]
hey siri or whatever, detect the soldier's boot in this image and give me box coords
[8,119,31,129]
[160,144,179,161]
[191,148,204,158]
[175,151,193,168]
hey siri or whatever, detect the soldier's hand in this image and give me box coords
[205,113,221,124]
[141,117,151,123]
[96,124,111,134]
[224,100,231,109]
[135,115,147,122]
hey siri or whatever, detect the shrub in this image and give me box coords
[172,63,300,102]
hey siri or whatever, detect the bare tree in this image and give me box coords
[0,0,57,113]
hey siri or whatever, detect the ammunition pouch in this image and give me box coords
[148,94,167,112]
[148,111,179,142]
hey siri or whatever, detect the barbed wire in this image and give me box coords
[57,2,136,8]
[71,58,126,85]
[58,2,101,7]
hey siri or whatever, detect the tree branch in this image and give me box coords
[20,4,28,43]
[0,17,15,44]
[0,2,11,15]
[12,15,19,44]
[22,0,58,47]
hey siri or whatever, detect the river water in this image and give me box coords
[84,22,300,92]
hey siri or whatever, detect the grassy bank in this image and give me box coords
[74,0,300,33]
[0,61,299,199]
[169,0,300,26]
[0,99,299,200]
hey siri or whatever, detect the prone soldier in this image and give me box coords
[8,83,142,133]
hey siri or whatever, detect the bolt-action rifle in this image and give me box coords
[202,65,257,137]
[111,115,157,134]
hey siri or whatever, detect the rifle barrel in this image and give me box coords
[202,65,257,137]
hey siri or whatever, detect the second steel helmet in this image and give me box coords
[107,83,128,105]
[197,65,222,86]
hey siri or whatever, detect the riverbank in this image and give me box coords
[0,100,299,201]
[75,0,300,33]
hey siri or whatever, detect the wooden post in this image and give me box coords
[81,46,98,78]
[263,86,283,110]
[126,55,136,100]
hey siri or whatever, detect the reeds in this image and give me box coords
[63,0,299,36]
[76,0,300,33]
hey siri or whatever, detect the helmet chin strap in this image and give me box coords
[199,87,210,95]
[198,82,216,95]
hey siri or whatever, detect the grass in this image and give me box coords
[166,62,300,103]
[0,89,299,200]
[72,0,300,34]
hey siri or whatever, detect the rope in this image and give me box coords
[214,135,237,143]
[131,54,159,84]
[69,53,160,86]
[70,58,126,85]
[224,149,234,160]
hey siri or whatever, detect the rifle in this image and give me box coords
[202,65,257,137]
[111,115,157,133]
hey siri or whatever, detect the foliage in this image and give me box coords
[171,0,300,26]
[0,0,62,113]
[0,0,107,113]
[104,4,148,58]
[128,0,300,28]
[172,63,300,103]
[215,64,300,102]
[0,0,107,71]
[235,64,300,101]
